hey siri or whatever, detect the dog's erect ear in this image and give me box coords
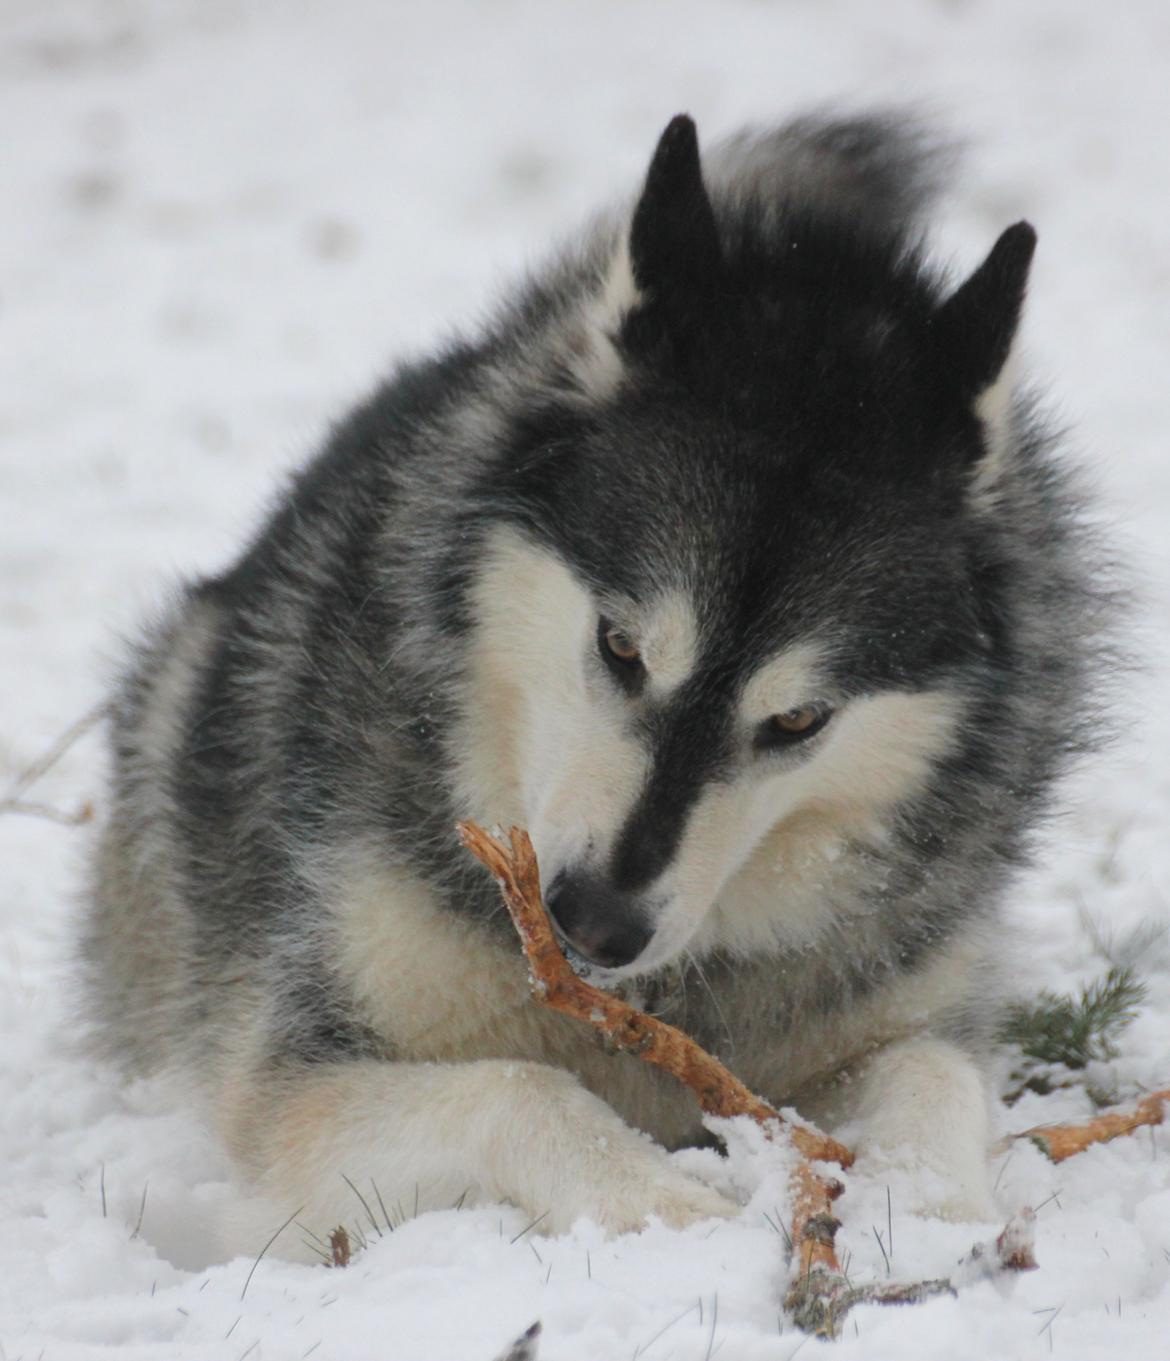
[629,114,721,295]
[934,222,1037,499]
[934,222,1036,401]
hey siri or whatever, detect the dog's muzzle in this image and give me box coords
[544,868,654,970]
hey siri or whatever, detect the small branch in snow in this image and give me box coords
[457,823,1161,1341]
[788,1209,1038,1338]
[458,820,854,1322]
[0,795,94,825]
[1003,1089,1169,1162]
[456,822,850,1166]
[0,703,105,825]
[955,1207,1038,1279]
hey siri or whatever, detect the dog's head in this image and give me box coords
[455,115,1035,977]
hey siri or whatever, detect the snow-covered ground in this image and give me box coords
[2,1,1169,1357]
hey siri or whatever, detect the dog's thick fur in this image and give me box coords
[82,114,1107,1253]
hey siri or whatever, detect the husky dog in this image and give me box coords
[83,113,1105,1252]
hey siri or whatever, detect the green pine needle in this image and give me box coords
[1001,965,1147,1070]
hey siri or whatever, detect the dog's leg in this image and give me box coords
[840,1037,997,1221]
[218,1057,736,1258]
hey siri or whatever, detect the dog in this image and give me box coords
[81,112,1107,1254]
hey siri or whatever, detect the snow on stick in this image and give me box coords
[1009,1088,1170,1162]
[457,822,1163,1339]
[458,821,858,1336]
[456,821,851,1163]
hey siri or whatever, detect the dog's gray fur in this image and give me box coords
[81,113,1110,1251]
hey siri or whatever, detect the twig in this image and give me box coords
[3,704,105,799]
[789,1209,1037,1336]
[1004,1089,1169,1162]
[455,823,850,1166]
[1,703,105,824]
[454,822,1136,1340]
[458,821,855,1333]
[0,796,94,825]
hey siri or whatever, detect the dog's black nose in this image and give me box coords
[544,869,653,969]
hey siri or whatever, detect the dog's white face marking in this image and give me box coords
[739,644,824,723]
[615,589,698,698]
[651,686,963,965]
[454,528,645,878]
[456,528,963,974]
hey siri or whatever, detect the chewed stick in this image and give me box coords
[455,822,1059,1338]
[458,819,854,1330]
[456,820,852,1167]
[458,822,1170,1334]
[1007,1088,1170,1162]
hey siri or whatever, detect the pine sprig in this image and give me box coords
[1002,965,1146,1070]
[1001,965,1147,1106]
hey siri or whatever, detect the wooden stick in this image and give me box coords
[460,817,856,1335]
[2,704,105,803]
[456,821,852,1168]
[0,796,94,825]
[455,821,1152,1338]
[1009,1089,1169,1162]
[788,1157,845,1277]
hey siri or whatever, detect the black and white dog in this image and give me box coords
[82,113,1106,1253]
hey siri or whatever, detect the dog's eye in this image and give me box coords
[604,620,639,661]
[598,617,644,689]
[757,706,833,749]
[603,627,640,663]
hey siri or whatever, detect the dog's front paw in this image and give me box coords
[846,1037,998,1223]
[494,1064,738,1236]
[546,1145,738,1236]
[596,1162,739,1234]
[915,1168,997,1224]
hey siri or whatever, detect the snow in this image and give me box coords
[2,1,1169,1357]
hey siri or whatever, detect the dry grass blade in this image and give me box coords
[1,704,105,825]
[0,796,95,825]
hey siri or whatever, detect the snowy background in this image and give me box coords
[2,1,1169,1357]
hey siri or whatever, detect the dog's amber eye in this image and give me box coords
[602,625,640,664]
[597,617,645,692]
[774,707,820,734]
[757,705,832,750]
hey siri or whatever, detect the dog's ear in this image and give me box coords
[934,222,1037,499]
[629,114,721,296]
[934,221,1036,400]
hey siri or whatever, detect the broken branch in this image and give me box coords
[1007,1088,1169,1162]
[457,821,1149,1339]
[456,821,851,1167]
[459,819,857,1332]
[787,1207,1038,1336]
